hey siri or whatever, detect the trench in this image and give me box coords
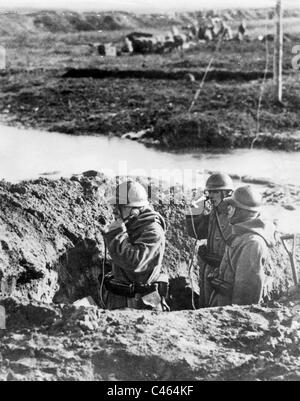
[62,68,274,82]
[0,125,299,309]
[50,237,199,311]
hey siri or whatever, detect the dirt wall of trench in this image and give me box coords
[0,173,295,310]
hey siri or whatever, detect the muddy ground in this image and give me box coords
[0,175,300,381]
[0,35,300,150]
[1,298,300,381]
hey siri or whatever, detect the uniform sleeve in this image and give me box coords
[103,223,164,274]
[186,213,209,240]
[232,240,267,305]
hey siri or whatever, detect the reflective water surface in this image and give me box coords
[0,125,299,232]
[0,125,299,186]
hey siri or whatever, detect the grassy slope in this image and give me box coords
[1,8,300,36]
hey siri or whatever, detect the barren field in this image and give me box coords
[0,11,300,150]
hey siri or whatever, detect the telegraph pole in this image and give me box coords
[274,0,283,102]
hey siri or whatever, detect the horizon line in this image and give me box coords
[1,4,300,14]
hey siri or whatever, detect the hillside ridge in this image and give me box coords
[1,8,300,36]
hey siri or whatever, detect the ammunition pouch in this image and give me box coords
[209,277,233,297]
[104,273,136,298]
[104,273,168,299]
[198,245,223,268]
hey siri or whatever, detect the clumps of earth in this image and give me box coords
[1,298,300,381]
[0,172,300,381]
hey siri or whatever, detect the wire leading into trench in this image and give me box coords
[188,33,224,113]
[187,204,199,311]
[186,32,226,309]
[251,27,270,149]
[99,242,107,309]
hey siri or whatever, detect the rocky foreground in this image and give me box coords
[0,297,300,381]
[0,173,299,381]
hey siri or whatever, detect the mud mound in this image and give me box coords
[153,112,300,152]
[0,174,111,303]
[0,297,300,381]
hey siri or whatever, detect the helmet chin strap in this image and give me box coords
[213,190,233,211]
[221,189,233,200]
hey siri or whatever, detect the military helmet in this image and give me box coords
[205,173,233,191]
[108,181,149,207]
[223,185,262,212]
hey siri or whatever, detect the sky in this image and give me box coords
[0,0,299,13]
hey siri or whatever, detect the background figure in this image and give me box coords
[238,20,247,41]
[210,185,275,307]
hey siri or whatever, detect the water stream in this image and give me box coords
[0,124,299,232]
[0,125,299,184]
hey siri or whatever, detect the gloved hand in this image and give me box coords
[102,219,126,234]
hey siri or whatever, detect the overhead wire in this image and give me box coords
[250,26,270,149]
[188,32,224,113]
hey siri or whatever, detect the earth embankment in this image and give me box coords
[0,174,299,381]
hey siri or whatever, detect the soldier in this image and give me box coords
[210,185,275,307]
[238,21,247,41]
[101,180,169,311]
[186,173,234,307]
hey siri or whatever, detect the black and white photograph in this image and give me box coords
[0,0,299,383]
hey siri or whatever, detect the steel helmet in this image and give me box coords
[108,181,149,207]
[223,185,262,212]
[205,173,233,191]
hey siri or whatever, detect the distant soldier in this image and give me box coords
[190,24,198,38]
[164,32,175,52]
[198,18,208,40]
[222,23,233,41]
[204,28,213,42]
[238,21,247,41]
[186,173,234,307]
[171,26,180,37]
[210,185,275,307]
[124,38,133,54]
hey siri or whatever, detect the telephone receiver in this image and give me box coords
[121,207,140,225]
[130,208,140,217]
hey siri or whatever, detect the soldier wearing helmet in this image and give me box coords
[101,180,168,311]
[210,185,275,307]
[186,172,234,307]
